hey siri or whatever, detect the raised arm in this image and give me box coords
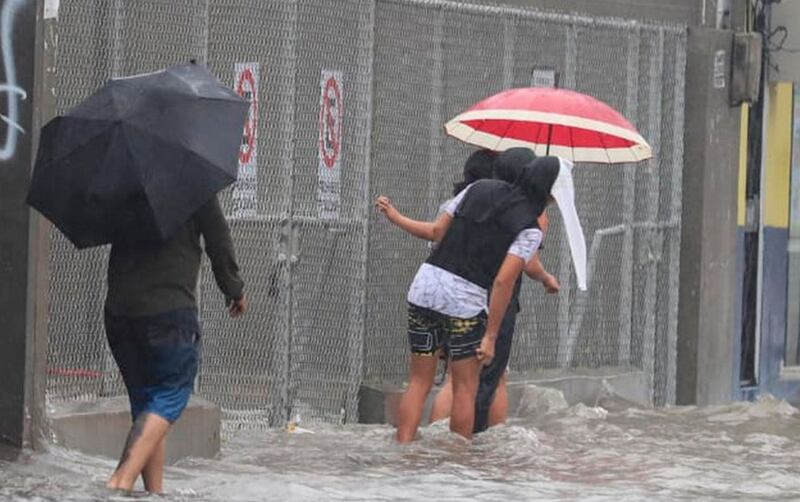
[375,196,452,242]
[376,185,471,243]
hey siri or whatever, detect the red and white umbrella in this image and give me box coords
[444,88,652,164]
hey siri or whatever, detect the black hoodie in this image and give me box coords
[426,156,559,290]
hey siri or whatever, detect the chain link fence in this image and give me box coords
[45,0,686,430]
[366,1,685,409]
[46,0,207,403]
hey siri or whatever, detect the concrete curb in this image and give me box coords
[359,366,650,425]
[49,395,220,464]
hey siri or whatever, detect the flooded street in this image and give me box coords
[2,390,800,501]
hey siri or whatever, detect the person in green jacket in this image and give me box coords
[104,195,246,494]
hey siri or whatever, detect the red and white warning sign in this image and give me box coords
[232,62,259,219]
[318,70,343,220]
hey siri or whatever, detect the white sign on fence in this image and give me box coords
[531,67,559,88]
[318,70,343,220]
[232,62,259,219]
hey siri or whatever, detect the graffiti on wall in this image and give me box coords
[0,0,28,162]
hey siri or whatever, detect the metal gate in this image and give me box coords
[195,0,374,429]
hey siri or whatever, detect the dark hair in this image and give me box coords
[453,149,496,195]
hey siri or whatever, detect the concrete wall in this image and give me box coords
[0,0,42,448]
[677,28,741,405]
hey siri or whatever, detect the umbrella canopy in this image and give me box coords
[445,88,652,164]
[27,62,248,248]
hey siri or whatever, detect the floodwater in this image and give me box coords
[2,388,800,501]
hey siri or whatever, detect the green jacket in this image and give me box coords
[105,196,244,317]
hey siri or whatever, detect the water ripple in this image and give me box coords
[3,392,800,501]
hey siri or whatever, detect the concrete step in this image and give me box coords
[359,366,650,425]
[49,395,220,464]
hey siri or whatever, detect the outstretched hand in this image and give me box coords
[375,196,399,222]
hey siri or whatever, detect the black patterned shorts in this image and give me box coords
[407,303,486,361]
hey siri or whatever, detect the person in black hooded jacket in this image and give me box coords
[376,148,559,434]
[384,156,563,442]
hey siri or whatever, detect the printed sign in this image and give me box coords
[318,70,343,220]
[44,0,60,19]
[713,50,726,89]
[531,67,559,88]
[232,62,259,219]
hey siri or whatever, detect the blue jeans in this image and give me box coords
[105,308,200,423]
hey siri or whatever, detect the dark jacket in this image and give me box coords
[105,195,244,317]
[427,179,539,290]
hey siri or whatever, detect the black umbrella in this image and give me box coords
[27,62,249,248]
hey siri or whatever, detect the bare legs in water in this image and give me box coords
[107,412,171,493]
[429,369,509,427]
